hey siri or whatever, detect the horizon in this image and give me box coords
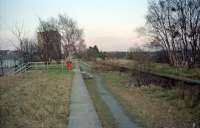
[0,0,148,51]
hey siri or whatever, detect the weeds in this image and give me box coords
[0,69,73,128]
[102,71,199,128]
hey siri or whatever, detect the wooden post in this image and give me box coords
[47,61,48,70]
[62,60,63,73]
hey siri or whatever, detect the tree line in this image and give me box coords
[146,0,200,68]
[11,14,83,63]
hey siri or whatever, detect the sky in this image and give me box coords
[0,0,148,51]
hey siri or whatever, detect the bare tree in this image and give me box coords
[76,39,87,53]
[0,44,4,76]
[58,14,83,59]
[146,0,200,68]
[12,23,26,63]
[75,39,87,59]
[12,23,38,63]
[21,38,38,62]
[12,23,25,52]
[37,15,83,61]
[38,17,58,32]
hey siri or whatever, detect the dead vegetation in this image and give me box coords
[102,71,200,128]
[95,59,200,79]
[85,79,116,128]
[94,59,200,107]
[0,69,73,128]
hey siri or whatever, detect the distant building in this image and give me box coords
[37,30,62,61]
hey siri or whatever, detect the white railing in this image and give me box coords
[13,63,31,74]
[5,60,67,75]
[29,61,65,70]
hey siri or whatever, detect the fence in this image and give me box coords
[0,58,22,76]
[4,60,66,75]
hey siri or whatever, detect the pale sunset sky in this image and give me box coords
[0,0,148,51]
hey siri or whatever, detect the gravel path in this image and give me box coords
[67,63,102,128]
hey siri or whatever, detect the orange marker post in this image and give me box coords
[66,61,73,70]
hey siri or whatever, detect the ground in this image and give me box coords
[1,61,199,128]
[96,59,200,79]
[85,79,116,128]
[0,68,73,128]
[102,71,200,128]
[80,62,116,128]
[67,63,102,128]
[81,62,138,128]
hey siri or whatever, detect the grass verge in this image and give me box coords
[0,68,73,128]
[148,63,200,79]
[80,62,116,128]
[84,78,116,128]
[96,59,200,79]
[102,71,200,128]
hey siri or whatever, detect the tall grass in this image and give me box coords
[103,71,200,128]
[0,68,73,128]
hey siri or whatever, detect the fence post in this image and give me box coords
[47,61,48,70]
[62,60,63,73]
[25,64,27,72]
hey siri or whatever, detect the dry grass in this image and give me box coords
[96,59,200,79]
[0,69,73,128]
[103,71,200,128]
[85,79,116,128]
[80,62,116,128]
